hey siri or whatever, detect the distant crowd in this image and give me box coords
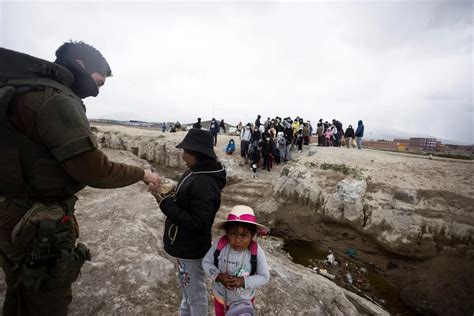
[185,115,365,174]
[314,119,365,149]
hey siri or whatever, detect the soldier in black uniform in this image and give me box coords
[0,41,160,315]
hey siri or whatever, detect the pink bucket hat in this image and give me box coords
[216,205,269,234]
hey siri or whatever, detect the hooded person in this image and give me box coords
[355,120,364,150]
[152,128,226,316]
[276,131,287,162]
[344,125,355,148]
[192,117,202,129]
[226,139,236,155]
[209,118,219,146]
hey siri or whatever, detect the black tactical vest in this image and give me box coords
[0,48,95,200]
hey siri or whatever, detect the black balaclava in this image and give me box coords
[56,59,99,99]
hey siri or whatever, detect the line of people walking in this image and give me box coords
[238,115,313,173]
[315,119,365,149]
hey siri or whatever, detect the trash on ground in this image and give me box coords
[345,247,358,258]
[346,272,353,284]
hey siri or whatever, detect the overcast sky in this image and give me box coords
[1,0,472,143]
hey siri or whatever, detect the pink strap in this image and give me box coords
[227,214,256,222]
[249,240,258,255]
[216,235,228,251]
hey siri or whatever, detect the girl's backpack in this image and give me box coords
[226,300,255,316]
[213,236,258,275]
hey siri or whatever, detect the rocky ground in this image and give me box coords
[0,131,387,315]
[91,124,473,315]
[1,124,472,315]
[65,150,386,315]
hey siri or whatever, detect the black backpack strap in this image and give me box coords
[250,254,257,275]
[249,240,258,275]
[213,248,221,268]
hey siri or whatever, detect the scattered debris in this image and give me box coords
[318,268,336,281]
[346,272,353,284]
[345,247,358,258]
[387,260,398,270]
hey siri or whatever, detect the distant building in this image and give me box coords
[409,138,437,150]
[442,144,474,154]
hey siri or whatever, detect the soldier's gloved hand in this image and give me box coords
[143,170,160,191]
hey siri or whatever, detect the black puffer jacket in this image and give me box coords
[160,160,226,259]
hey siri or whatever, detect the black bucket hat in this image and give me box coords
[175,128,217,159]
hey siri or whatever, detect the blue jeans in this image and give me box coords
[356,137,363,150]
[177,258,208,316]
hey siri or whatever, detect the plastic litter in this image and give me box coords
[345,247,358,258]
[326,252,335,265]
[318,268,336,281]
[346,272,353,284]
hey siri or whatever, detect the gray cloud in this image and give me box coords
[2,1,472,143]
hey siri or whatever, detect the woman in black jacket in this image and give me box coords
[344,125,355,148]
[153,128,226,315]
[262,132,275,171]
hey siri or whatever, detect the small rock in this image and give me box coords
[387,260,398,269]
[466,249,474,259]
[455,244,468,256]
[393,189,417,204]
[360,267,368,274]
[362,283,371,291]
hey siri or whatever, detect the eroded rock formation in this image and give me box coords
[94,126,473,260]
[274,160,473,259]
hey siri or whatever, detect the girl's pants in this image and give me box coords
[177,258,208,316]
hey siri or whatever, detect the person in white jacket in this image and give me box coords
[240,123,252,162]
[202,205,270,316]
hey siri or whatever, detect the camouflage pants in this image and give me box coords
[0,198,73,316]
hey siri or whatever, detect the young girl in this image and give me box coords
[324,126,333,147]
[202,205,270,316]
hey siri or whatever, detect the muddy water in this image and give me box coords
[282,239,420,315]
